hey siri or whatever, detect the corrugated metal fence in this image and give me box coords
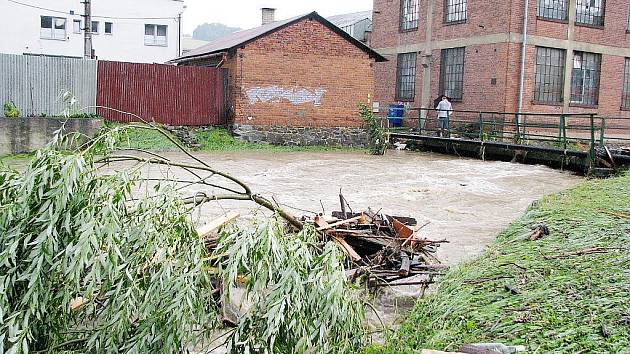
[97,61,228,126]
[0,54,228,125]
[0,53,97,117]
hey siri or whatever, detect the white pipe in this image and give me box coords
[517,0,530,128]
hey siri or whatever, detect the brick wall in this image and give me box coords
[372,0,630,120]
[229,18,375,128]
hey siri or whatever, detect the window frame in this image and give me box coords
[91,21,100,34]
[575,0,605,27]
[399,0,420,32]
[621,58,630,110]
[144,24,168,46]
[105,22,113,35]
[73,19,81,34]
[536,0,569,22]
[395,52,418,102]
[570,51,602,107]
[439,47,466,101]
[40,16,67,41]
[533,46,566,105]
[443,0,468,24]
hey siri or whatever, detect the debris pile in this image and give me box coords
[301,196,450,289]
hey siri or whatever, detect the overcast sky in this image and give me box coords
[182,0,373,34]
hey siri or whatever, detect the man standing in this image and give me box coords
[436,96,452,137]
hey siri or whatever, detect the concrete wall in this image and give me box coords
[233,124,368,147]
[0,0,184,63]
[0,117,103,155]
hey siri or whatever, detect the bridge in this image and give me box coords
[386,108,630,175]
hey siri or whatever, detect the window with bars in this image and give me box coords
[576,0,605,26]
[537,0,569,21]
[439,47,465,100]
[444,0,467,23]
[400,0,419,31]
[396,52,417,101]
[621,58,630,109]
[570,51,601,106]
[627,2,630,32]
[534,47,566,104]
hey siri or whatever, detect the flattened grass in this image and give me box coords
[381,171,630,353]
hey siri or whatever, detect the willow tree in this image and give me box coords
[0,126,365,353]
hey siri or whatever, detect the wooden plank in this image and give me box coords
[316,216,362,231]
[333,236,362,262]
[196,211,240,239]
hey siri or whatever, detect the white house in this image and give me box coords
[0,0,185,63]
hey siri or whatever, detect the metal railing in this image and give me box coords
[384,107,630,168]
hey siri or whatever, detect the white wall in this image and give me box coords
[0,0,185,63]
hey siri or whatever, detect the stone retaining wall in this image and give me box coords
[0,118,103,155]
[232,124,369,147]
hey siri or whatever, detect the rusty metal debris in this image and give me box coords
[301,194,450,289]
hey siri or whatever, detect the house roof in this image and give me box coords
[182,36,210,53]
[327,11,372,28]
[170,11,386,63]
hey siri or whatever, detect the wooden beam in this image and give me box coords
[196,211,240,239]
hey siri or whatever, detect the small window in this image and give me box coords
[444,0,467,23]
[40,16,66,40]
[73,19,81,34]
[439,47,466,101]
[144,24,168,46]
[396,52,417,101]
[105,22,113,34]
[400,0,419,31]
[91,21,99,34]
[622,58,630,109]
[537,0,569,21]
[570,51,601,106]
[534,47,566,104]
[576,0,605,26]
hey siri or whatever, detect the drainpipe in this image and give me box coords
[517,0,529,138]
[177,12,183,57]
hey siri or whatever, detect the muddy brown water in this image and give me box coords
[142,150,581,265]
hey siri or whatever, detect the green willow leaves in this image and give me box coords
[217,220,365,354]
[0,127,366,353]
[0,136,216,353]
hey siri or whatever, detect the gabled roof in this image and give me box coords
[327,11,372,28]
[170,11,386,64]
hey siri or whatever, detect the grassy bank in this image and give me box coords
[371,171,630,353]
[113,123,365,153]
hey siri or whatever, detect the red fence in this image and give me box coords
[97,61,227,126]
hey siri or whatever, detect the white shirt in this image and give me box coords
[436,100,452,118]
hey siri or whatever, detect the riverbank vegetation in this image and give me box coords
[368,171,629,353]
[111,122,365,153]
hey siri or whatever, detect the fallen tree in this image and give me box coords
[0,126,366,353]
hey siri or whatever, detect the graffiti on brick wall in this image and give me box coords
[246,86,326,106]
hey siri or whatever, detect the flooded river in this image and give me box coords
[151,149,581,265]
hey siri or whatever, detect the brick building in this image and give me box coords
[371,0,630,118]
[171,10,386,146]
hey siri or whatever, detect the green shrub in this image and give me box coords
[359,103,387,155]
[3,101,21,118]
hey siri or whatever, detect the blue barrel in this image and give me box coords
[387,104,405,127]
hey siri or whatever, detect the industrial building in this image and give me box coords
[371,0,630,117]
